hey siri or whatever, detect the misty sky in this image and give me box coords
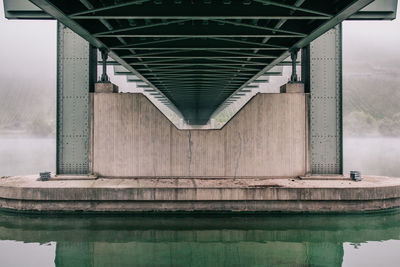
[344,7,400,73]
[0,2,55,90]
[0,1,399,101]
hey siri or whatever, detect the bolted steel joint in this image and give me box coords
[100,48,110,83]
[290,49,299,83]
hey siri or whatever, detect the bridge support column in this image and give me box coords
[56,22,97,174]
[306,24,343,174]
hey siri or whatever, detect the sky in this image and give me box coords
[0,1,132,93]
[0,1,56,84]
[344,6,400,73]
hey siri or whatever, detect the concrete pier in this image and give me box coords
[1,175,400,213]
[91,93,308,177]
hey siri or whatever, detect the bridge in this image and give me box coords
[1,0,399,213]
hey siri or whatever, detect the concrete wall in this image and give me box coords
[91,93,307,177]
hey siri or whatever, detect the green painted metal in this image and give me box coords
[309,24,343,174]
[56,22,94,174]
[7,0,396,20]
[3,0,51,19]
[17,0,395,124]
[350,0,398,19]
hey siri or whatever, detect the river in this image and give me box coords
[0,136,400,266]
[1,211,400,266]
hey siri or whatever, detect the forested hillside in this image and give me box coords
[0,74,55,136]
[344,72,400,136]
[1,66,399,137]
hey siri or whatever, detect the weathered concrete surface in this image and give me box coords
[1,175,400,213]
[280,82,305,93]
[52,175,97,180]
[94,82,119,93]
[92,93,307,177]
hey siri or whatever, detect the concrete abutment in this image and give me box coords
[91,93,308,178]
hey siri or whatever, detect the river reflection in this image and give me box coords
[1,211,400,267]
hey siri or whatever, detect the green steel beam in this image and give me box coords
[111,47,287,50]
[93,19,191,36]
[210,19,307,36]
[73,15,330,19]
[3,0,51,19]
[97,34,301,38]
[29,0,182,119]
[7,0,397,20]
[309,25,343,174]
[133,65,262,70]
[122,56,277,59]
[211,0,374,120]
[28,0,377,125]
[56,23,94,174]
[253,0,332,17]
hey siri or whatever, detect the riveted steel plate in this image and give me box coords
[309,24,343,174]
[57,22,90,174]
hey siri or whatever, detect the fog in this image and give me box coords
[0,1,399,177]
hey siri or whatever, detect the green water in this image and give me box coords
[1,136,400,267]
[1,211,400,267]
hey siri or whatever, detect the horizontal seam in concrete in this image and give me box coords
[1,186,400,201]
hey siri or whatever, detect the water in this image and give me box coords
[0,135,55,176]
[1,135,400,266]
[344,137,400,177]
[1,211,400,266]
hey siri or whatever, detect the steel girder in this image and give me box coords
[29,0,374,124]
[56,23,97,174]
[308,25,343,174]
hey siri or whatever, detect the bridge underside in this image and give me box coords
[30,0,375,125]
[3,0,397,176]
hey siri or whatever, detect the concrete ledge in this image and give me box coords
[94,82,119,93]
[1,176,400,213]
[52,175,98,181]
[280,82,304,93]
[299,175,349,180]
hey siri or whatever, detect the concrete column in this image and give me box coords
[307,24,343,174]
[56,22,97,174]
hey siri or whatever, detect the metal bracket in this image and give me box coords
[100,48,110,83]
[290,49,299,82]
